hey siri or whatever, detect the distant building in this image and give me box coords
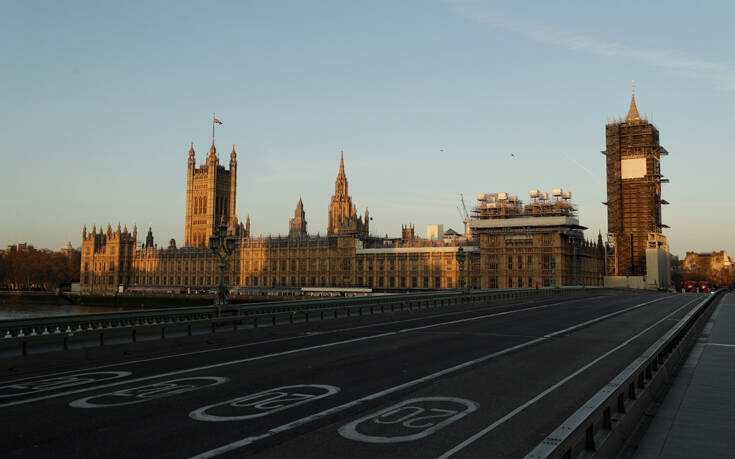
[681,251,732,273]
[469,191,604,288]
[427,224,444,241]
[5,242,32,253]
[81,148,473,294]
[80,142,604,295]
[57,241,75,257]
[288,198,308,239]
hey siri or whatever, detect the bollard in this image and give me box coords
[188,324,192,336]
[161,327,166,339]
[63,336,69,351]
[22,341,27,356]
[132,329,137,342]
[100,333,105,346]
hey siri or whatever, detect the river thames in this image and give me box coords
[0,303,139,320]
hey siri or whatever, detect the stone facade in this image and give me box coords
[184,142,238,247]
[327,152,369,237]
[80,144,603,294]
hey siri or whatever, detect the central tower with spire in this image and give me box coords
[184,140,238,247]
[327,151,369,237]
[603,82,669,276]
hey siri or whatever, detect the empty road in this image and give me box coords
[0,290,705,458]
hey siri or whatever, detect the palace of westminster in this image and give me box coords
[81,90,671,295]
[81,141,604,294]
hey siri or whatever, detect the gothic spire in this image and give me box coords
[339,150,345,176]
[189,141,195,158]
[626,81,641,123]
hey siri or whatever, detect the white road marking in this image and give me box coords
[339,397,478,443]
[0,333,392,408]
[190,385,340,422]
[0,293,616,384]
[437,296,699,458]
[706,343,735,348]
[0,294,631,408]
[188,295,677,458]
[69,377,228,408]
[0,371,131,399]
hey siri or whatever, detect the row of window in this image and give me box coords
[485,255,557,270]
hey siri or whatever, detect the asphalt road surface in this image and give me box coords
[0,290,705,458]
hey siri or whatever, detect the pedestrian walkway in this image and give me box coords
[633,292,735,458]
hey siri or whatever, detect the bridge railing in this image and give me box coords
[0,286,599,357]
[525,290,723,459]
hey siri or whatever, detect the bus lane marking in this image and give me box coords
[190,384,340,422]
[0,371,132,399]
[69,376,228,408]
[339,397,478,443]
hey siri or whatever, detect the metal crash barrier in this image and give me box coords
[0,286,599,357]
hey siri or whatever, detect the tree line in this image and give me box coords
[0,248,81,291]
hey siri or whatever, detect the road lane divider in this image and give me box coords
[187,295,677,458]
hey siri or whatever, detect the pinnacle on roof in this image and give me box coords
[339,150,345,175]
[189,141,195,157]
[626,81,641,123]
[231,144,237,159]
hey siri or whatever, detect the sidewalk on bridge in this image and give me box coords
[631,292,735,459]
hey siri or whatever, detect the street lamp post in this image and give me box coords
[209,223,236,312]
[455,246,467,291]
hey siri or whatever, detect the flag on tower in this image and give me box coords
[214,118,223,125]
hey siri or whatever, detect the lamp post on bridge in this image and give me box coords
[209,223,236,313]
[455,246,467,291]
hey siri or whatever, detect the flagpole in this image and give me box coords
[212,112,215,145]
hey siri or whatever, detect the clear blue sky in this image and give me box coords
[1,0,733,257]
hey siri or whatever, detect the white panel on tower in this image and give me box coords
[621,158,647,179]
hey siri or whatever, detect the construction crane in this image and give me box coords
[456,194,470,234]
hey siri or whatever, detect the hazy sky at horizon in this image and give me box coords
[1,0,733,257]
